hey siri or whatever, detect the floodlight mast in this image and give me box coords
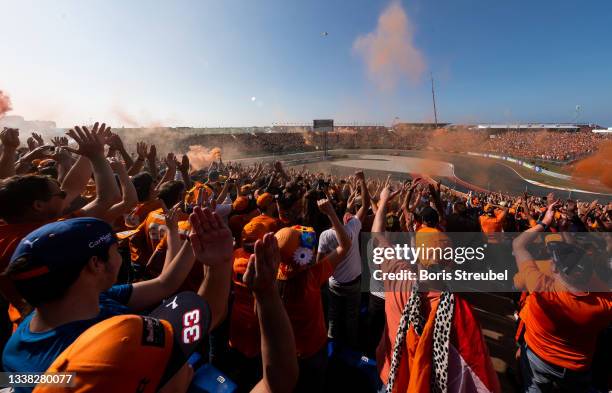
[431,72,438,128]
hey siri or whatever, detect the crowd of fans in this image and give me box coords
[0,123,610,392]
[114,125,611,164]
[480,130,607,162]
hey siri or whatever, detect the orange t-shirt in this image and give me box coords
[128,208,189,266]
[479,211,505,234]
[518,259,612,370]
[144,208,189,254]
[124,200,163,229]
[229,248,260,358]
[283,259,333,358]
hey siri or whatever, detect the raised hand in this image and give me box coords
[354,170,365,181]
[188,206,233,266]
[390,187,402,200]
[99,125,113,142]
[147,144,157,162]
[542,199,561,225]
[65,122,108,159]
[26,137,37,151]
[178,154,190,173]
[317,198,335,216]
[106,133,125,151]
[51,136,69,147]
[382,174,391,189]
[379,186,392,203]
[165,152,176,170]
[31,132,44,147]
[108,157,127,174]
[136,141,148,159]
[546,192,555,207]
[243,233,280,297]
[162,202,182,234]
[53,147,73,165]
[0,127,19,149]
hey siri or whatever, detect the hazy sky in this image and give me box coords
[1,0,611,127]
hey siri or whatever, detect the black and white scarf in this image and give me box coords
[386,285,455,393]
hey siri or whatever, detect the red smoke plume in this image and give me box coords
[353,1,426,90]
[0,90,12,118]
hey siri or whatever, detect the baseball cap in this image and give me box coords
[256,192,275,210]
[275,225,317,280]
[33,292,210,393]
[8,218,116,281]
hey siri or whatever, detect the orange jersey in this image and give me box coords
[479,210,505,233]
[144,208,189,252]
[229,248,260,357]
[518,259,612,370]
[283,260,334,358]
[185,182,213,206]
[124,200,163,229]
[128,208,188,266]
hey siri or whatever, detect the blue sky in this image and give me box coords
[1,0,611,127]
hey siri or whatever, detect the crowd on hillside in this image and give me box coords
[0,124,610,393]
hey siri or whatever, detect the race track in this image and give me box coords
[293,150,612,202]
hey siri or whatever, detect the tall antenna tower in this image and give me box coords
[431,72,438,128]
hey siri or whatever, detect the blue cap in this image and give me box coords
[9,217,117,280]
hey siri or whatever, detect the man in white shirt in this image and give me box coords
[317,171,369,350]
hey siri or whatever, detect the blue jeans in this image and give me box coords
[520,343,593,393]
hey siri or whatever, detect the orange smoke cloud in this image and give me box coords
[426,127,487,152]
[112,106,140,127]
[572,140,612,189]
[0,90,12,118]
[186,145,222,170]
[353,1,426,90]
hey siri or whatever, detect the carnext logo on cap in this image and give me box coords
[89,233,113,248]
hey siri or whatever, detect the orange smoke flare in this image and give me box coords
[0,90,12,118]
[353,1,426,90]
[572,140,612,189]
[185,145,222,170]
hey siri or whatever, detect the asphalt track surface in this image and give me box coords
[294,150,611,202]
